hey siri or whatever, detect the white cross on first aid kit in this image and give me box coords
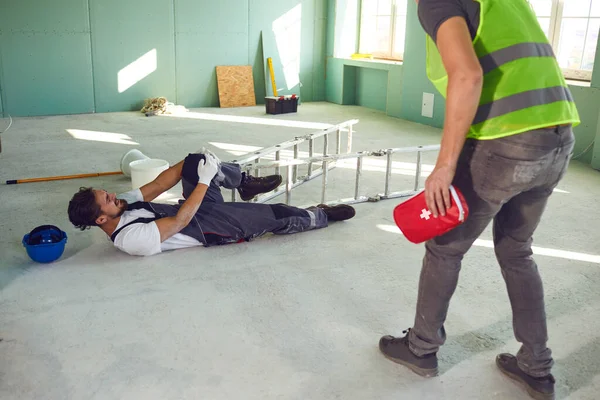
[420,209,432,220]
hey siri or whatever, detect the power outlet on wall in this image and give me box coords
[422,92,434,118]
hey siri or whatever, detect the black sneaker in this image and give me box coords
[316,204,356,221]
[496,353,555,400]
[379,329,439,377]
[237,174,282,201]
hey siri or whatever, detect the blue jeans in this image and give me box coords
[408,125,575,378]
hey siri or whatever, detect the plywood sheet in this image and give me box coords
[216,66,257,108]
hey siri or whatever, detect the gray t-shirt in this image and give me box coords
[417,0,481,43]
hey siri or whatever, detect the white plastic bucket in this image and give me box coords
[120,149,149,177]
[129,159,169,189]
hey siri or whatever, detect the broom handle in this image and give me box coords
[6,171,123,185]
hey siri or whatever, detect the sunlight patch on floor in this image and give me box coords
[376,224,599,264]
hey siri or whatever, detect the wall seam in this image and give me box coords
[0,29,7,117]
[247,0,251,65]
[312,1,317,100]
[87,0,97,113]
[173,0,179,104]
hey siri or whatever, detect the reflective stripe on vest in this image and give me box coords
[479,42,555,75]
[473,85,574,125]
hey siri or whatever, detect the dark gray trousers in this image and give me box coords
[408,125,575,378]
[181,159,244,203]
[180,157,328,241]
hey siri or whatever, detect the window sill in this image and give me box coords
[343,57,403,66]
[566,79,591,87]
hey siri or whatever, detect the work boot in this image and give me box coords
[316,204,356,221]
[496,353,555,400]
[379,329,439,377]
[237,174,282,201]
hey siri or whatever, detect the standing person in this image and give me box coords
[378,1,579,399]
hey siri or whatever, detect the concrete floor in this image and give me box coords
[0,103,599,400]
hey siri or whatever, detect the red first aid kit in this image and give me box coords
[393,185,469,244]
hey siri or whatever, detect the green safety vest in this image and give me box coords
[425,0,580,140]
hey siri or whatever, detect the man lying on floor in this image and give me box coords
[67,150,356,256]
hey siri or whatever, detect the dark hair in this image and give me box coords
[68,187,102,231]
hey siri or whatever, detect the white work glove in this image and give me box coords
[197,153,220,186]
[195,146,225,183]
[195,147,221,164]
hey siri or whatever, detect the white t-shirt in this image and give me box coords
[112,189,203,256]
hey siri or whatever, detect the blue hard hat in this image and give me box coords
[22,225,68,263]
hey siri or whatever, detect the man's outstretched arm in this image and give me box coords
[139,160,184,202]
[425,16,483,217]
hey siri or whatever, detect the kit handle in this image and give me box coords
[449,185,465,222]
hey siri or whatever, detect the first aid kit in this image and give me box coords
[393,185,469,244]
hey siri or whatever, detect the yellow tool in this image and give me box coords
[351,53,373,60]
[267,57,278,96]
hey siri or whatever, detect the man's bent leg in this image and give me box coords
[182,153,243,189]
[181,153,244,202]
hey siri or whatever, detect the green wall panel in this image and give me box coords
[90,0,176,113]
[325,57,344,104]
[386,66,403,118]
[312,14,328,101]
[175,0,249,107]
[569,86,600,165]
[256,0,321,102]
[326,0,336,57]
[0,0,90,32]
[0,0,94,116]
[0,0,326,115]
[250,0,301,102]
[342,66,357,105]
[356,68,387,112]
[250,32,267,104]
[176,0,249,34]
[593,135,600,170]
[300,0,317,101]
[312,0,328,100]
[0,34,94,117]
[177,33,249,107]
[590,32,600,89]
[263,27,302,98]
[0,36,4,116]
[399,0,444,128]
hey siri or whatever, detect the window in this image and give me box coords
[529,0,600,81]
[358,0,408,61]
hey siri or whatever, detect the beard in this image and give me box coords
[113,198,128,218]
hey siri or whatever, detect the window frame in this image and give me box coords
[532,0,598,81]
[358,0,408,61]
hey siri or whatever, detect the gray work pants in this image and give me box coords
[408,125,575,378]
[179,156,328,242]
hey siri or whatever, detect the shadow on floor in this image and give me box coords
[555,336,600,398]
[438,266,600,376]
